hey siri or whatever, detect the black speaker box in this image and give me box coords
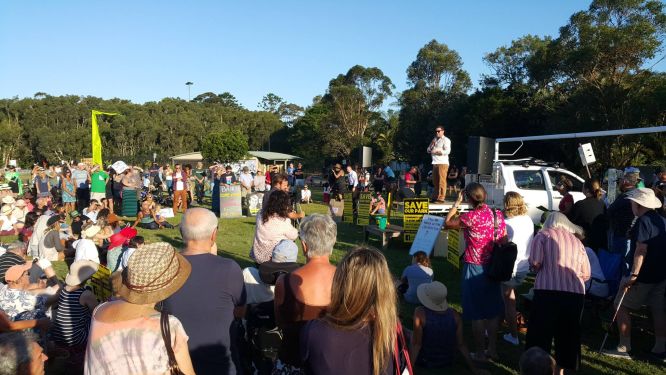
[467,136,495,174]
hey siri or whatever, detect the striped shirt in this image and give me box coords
[52,288,92,346]
[529,228,591,294]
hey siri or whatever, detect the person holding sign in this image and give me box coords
[445,183,506,362]
[427,125,451,203]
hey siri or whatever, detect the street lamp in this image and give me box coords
[185,82,193,101]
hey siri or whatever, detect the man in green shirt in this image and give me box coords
[4,165,22,195]
[193,162,207,205]
[90,165,109,203]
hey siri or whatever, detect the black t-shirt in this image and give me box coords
[570,197,608,250]
[163,254,246,375]
[629,210,666,283]
[608,192,634,236]
[294,168,304,180]
[220,172,236,185]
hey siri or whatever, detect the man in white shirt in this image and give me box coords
[426,126,451,203]
[346,165,358,193]
[239,166,254,215]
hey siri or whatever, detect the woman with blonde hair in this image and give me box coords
[301,246,400,375]
[526,212,590,372]
[502,192,534,346]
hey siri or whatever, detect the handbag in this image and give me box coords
[393,323,413,375]
[159,304,185,375]
[486,209,518,282]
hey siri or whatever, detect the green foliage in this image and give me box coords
[407,39,472,94]
[201,129,249,163]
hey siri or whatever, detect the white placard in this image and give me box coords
[158,208,175,218]
[578,143,596,166]
[409,215,445,256]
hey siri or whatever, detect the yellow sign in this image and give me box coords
[87,264,112,302]
[357,192,371,226]
[343,193,354,223]
[91,110,118,167]
[403,198,429,243]
[447,229,461,268]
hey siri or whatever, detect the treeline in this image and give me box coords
[1,0,665,175]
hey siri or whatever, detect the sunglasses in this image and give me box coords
[435,130,443,133]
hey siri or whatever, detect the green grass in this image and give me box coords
[47,193,664,375]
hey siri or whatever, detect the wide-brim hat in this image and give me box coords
[1,205,13,215]
[82,225,101,239]
[627,188,662,209]
[14,199,26,208]
[118,242,191,304]
[108,232,128,249]
[65,260,99,286]
[417,281,449,312]
[1,196,15,205]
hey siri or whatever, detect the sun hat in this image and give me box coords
[82,225,101,239]
[65,260,99,286]
[626,188,662,209]
[1,205,13,216]
[271,240,298,263]
[4,263,32,283]
[417,281,449,312]
[14,199,26,208]
[108,232,128,249]
[106,213,119,224]
[46,215,62,227]
[118,242,191,304]
[2,196,15,205]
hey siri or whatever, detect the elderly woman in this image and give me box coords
[502,192,534,346]
[445,182,506,362]
[84,242,195,375]
[273,214,337,372]
[250,190,298,265]
[301,246,399,375]
[73,224,101,263]
[526,212,590,373]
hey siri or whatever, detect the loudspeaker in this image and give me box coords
[467,136,495,175]
[359,146,372,168]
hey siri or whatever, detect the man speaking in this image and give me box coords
[427,125,451,203]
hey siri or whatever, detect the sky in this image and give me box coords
[1,0,659,110]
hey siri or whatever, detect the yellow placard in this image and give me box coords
[357,192,371,226]
[343,193,354,223]
[87,264,112,302]
[403,198,429,243]
[447,229,460,268]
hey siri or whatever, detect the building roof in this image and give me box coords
[171,151,300,162]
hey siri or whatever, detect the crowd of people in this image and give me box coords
[0,151,664,375]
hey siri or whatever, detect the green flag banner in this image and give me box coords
[91,110,118,166]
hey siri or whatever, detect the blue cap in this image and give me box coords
[272,240,298,263]
[624,167,640,174]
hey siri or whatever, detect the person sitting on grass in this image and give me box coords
[301,185,312,204]
[410,281,486,374]
[398,251,433,304]
[370,191,386,215]
[132,199,173,230]
[250,190,299,265]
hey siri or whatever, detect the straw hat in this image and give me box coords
[82,225,101,239]
[14,199,26,208]
[118,242,191,304]
[65,260,99,286]
[1,196,15,205]
[1,205,13,216]
[417,281,449,312]
[626,188,662,209]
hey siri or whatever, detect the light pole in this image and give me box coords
[185,82,193,101]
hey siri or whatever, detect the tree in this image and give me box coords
[258,93,304,126]
[201,129,249,163]
[483,35,552,89]
[407,40,472,94]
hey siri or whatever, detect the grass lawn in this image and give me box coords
[47,192,663,375]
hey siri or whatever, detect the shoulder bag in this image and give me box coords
[160,304,185,375]
[486,209,518,282]
[393,322,413,375]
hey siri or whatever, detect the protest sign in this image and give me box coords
[357,192,372,226]
[409,215,445,256]
[247,192,263,216]
[446,229,461,268]
[87,265,112,302]
[403,198,429,242]
[220,184,243,218]
[343,193,354,223]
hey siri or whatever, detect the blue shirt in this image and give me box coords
[384,166,395,179]
[401,264,433,304]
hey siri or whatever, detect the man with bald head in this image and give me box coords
[163,208,246,375]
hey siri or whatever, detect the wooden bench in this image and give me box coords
[364,224,403,250]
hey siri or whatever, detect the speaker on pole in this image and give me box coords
[467,136,495,175]
[359,146,372,168]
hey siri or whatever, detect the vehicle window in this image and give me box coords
[547,171,583,192]
[513,170,545,191]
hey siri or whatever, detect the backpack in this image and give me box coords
[243,301,283,374]
[486,209,518,282]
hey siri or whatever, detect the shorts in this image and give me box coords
[503,271,528,289]
[615,279,666,311]
[90,192,106,202]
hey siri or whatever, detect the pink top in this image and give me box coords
[84,303,189,375]
[529,228,591,295]
[459,205,507,265]
[250,213,298,264]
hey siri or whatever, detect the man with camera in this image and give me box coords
[427,126,451,203]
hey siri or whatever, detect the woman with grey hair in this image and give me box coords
[0,332,48,375]
[273,213,337,372]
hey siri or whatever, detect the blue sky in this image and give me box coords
[1,1,659,109]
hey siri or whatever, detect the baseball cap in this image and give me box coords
[4,263,32,283]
